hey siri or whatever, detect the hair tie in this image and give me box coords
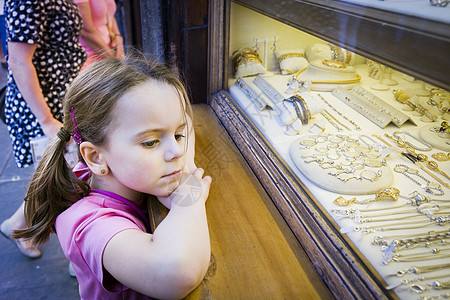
[70,107,83,145]
[57,127,71,143]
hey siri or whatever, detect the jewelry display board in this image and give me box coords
[208,1,450,299]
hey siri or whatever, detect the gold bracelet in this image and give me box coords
[277,52,304,64]
[344,49,352,65]
[292,68,361,85]
[320,111,343,131]
[322,59,347,69]
[317,94,361,130]
[372,134,392,147]
[232,47,263,70]
[385,133,450,189]
[277,53,305,74]
[430,88,450,98]
[323,109,351,130]
[234,55,263,70]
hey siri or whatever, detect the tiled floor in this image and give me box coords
[0,67,80,299]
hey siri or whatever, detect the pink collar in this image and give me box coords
[73,162,150,231]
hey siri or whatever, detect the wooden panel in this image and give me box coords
[164,0,209,103]
[150,104,334,299]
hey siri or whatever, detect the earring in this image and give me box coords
[253,38,259,53]
[101,169,106,175]
[272,36,277,51]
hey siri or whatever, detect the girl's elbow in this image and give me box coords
[166,253,211,298]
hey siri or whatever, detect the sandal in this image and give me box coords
[0,219,42,258]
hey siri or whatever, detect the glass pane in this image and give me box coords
[227,2,450,299]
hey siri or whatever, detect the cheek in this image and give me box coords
[110,155,158,184]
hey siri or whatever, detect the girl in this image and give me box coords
[14,54,212,299]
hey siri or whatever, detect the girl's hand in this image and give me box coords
[158,168,211,209]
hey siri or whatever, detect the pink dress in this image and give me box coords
[56,190,153,299]
[74,0,117,69]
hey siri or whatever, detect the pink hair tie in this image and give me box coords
[70,107,83,145]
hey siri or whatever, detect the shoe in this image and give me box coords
[68,262,76,278]
[0,219,42,259]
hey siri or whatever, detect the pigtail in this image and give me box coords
[13,130,90,245]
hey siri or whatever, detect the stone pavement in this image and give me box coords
[0,68,80,299]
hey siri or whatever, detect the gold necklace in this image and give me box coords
[292,67,361,85]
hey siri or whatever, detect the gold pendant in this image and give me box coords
[375,187,400,201]
[333,196,356,206]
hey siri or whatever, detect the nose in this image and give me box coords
[164,138,185,161]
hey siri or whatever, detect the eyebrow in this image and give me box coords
[134,122,187,139]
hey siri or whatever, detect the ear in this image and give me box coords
[79,141,109,176]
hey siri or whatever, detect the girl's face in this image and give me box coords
[100,80,187,201]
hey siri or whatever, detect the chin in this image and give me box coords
[153,176,182,197]
[159,183,180,197]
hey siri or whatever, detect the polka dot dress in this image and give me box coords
[4,0,86,168]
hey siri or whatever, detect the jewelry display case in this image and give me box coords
[208,1,450,299]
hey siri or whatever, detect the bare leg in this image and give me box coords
[1,202,42,258]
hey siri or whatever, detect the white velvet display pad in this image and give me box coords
[229,75,324,143]
[295,60,360,91]
[234,61,266,78]
[274,49,309,75]
[419,123,450,152]
[289,137,394,194]
[229,81,297,144]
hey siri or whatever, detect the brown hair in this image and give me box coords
[13,53,192,245]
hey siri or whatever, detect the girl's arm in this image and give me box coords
[103,168,212,299]
[7,42,62,138]
[76,2,115,59]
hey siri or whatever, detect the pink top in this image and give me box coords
[73,0,117,68]
[55,191,152,300]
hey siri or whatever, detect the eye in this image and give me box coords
[142,140,159,148]
[175,133,185,141]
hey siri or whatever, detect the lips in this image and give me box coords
[162,169,182,178]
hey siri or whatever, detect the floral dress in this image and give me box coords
[4,0,86,167]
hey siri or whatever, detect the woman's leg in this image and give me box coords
[1,202,42,258]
